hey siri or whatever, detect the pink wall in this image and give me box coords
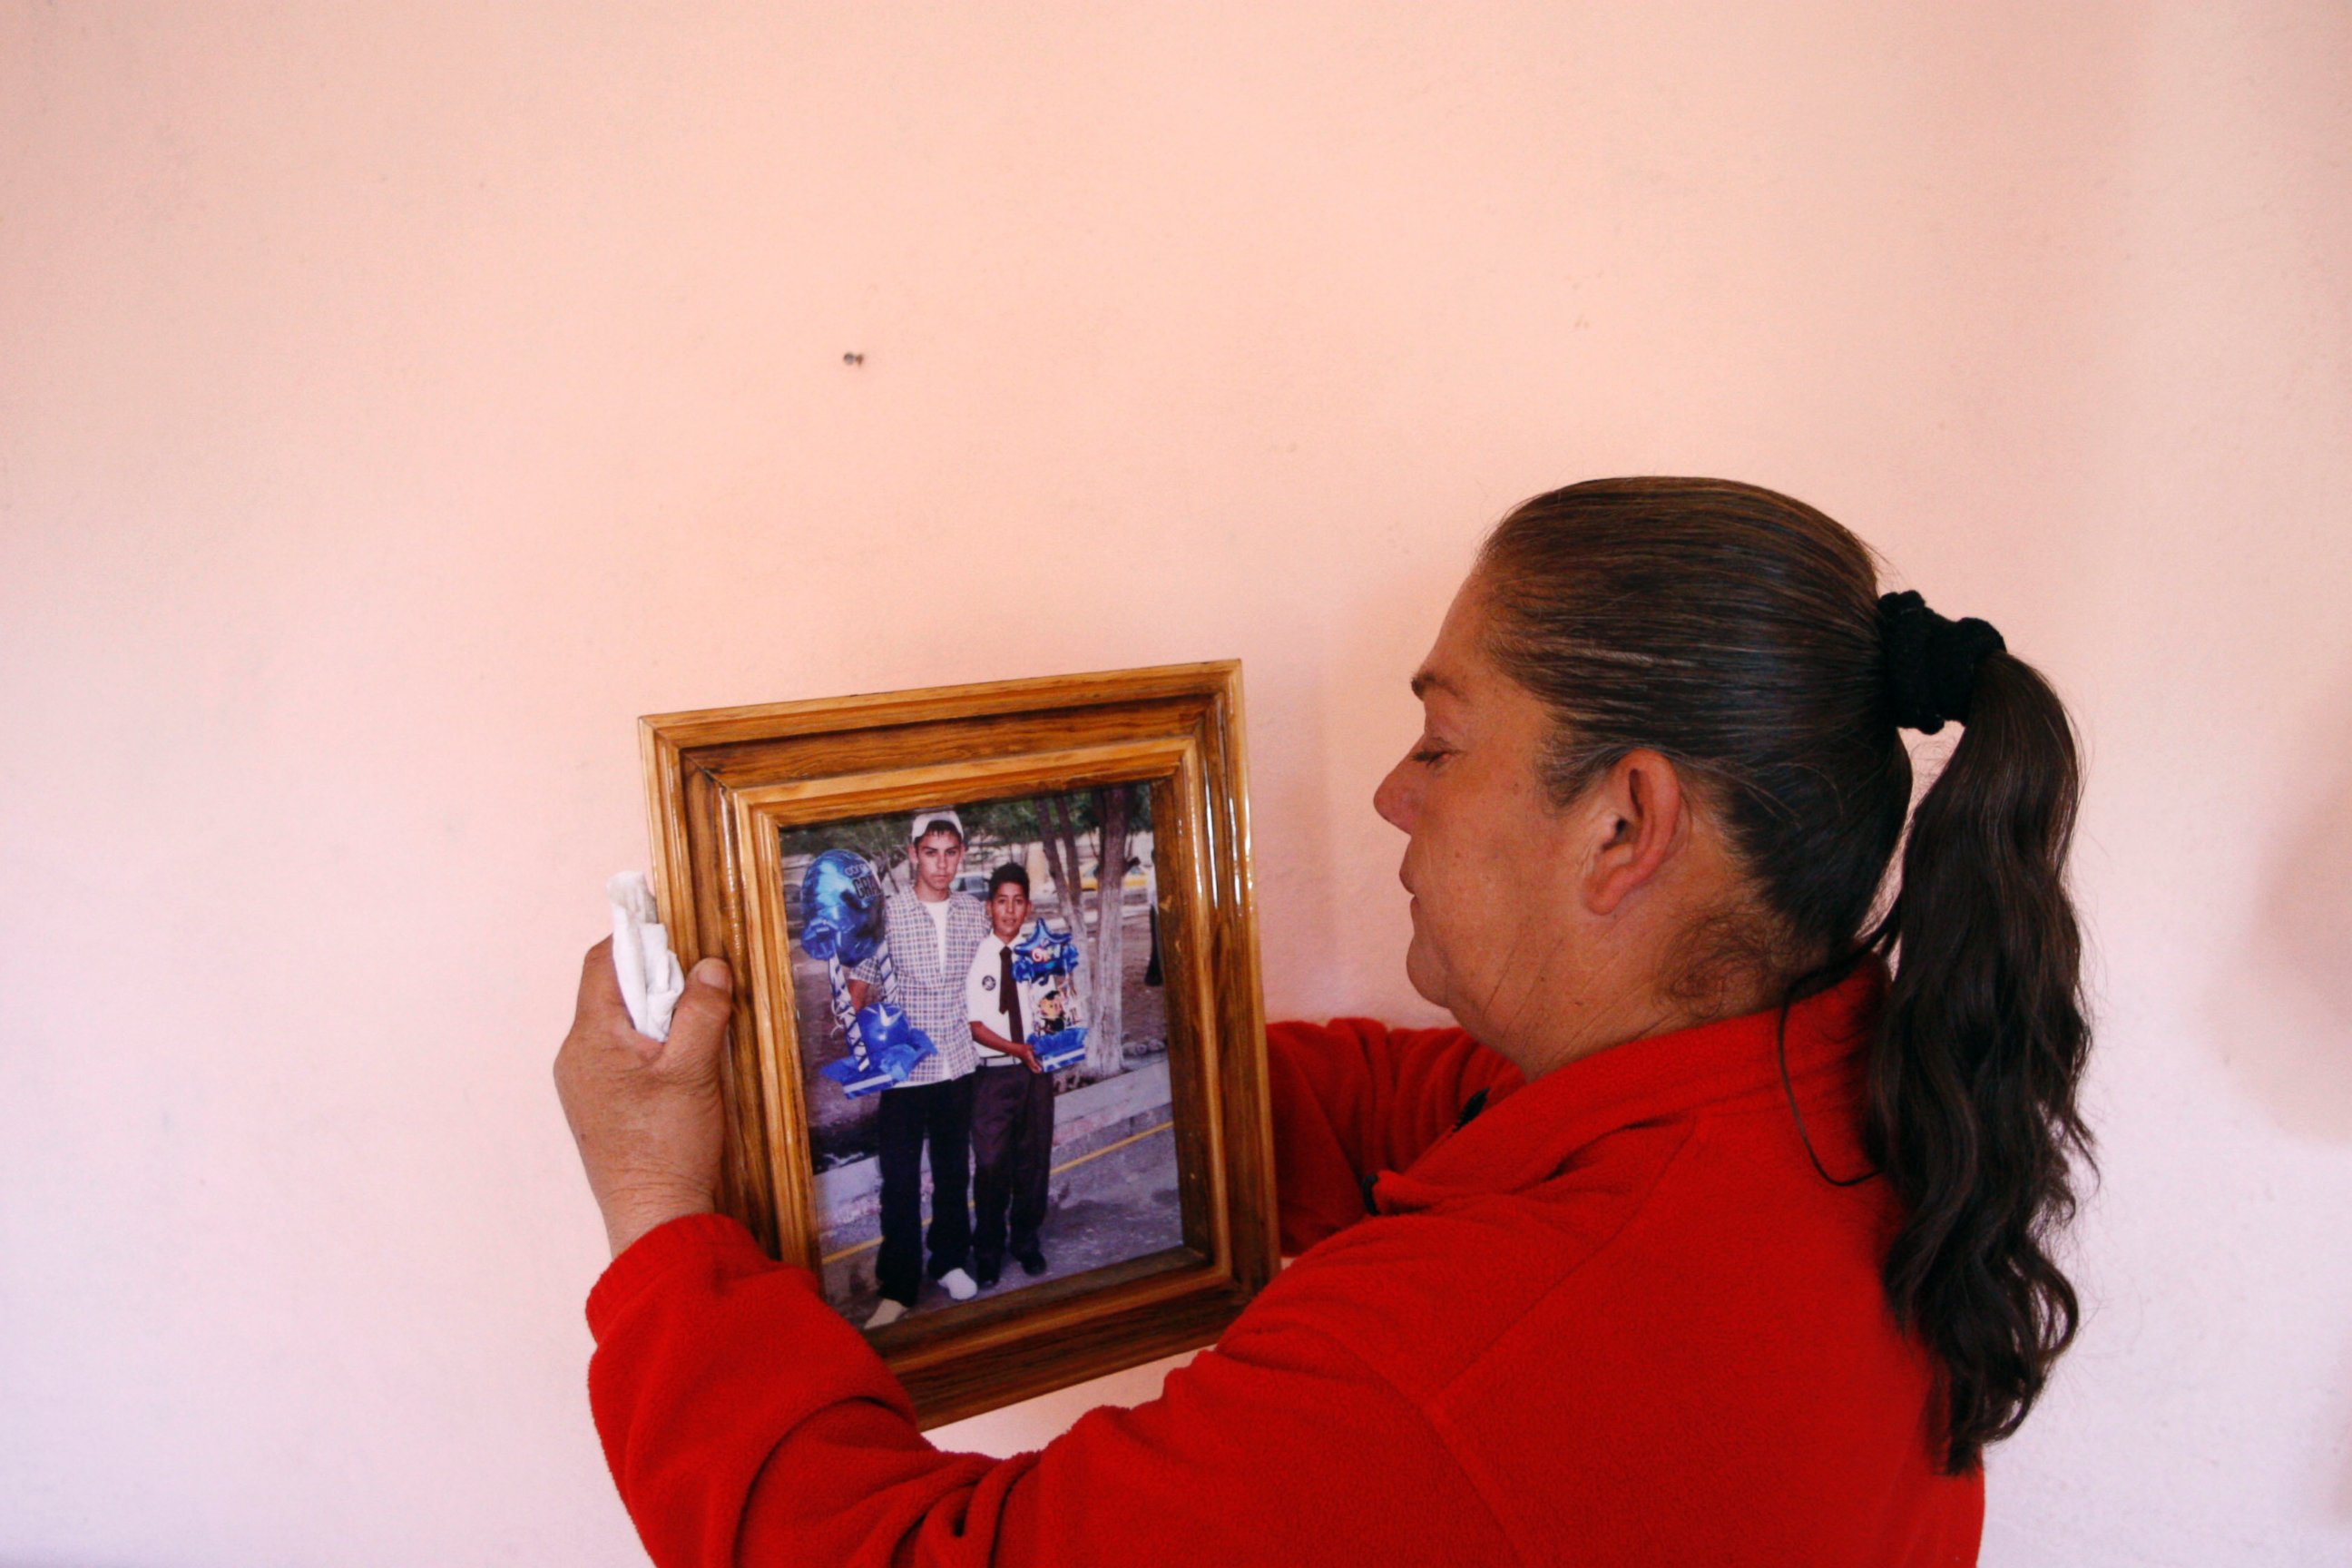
[4,5,2347,1563]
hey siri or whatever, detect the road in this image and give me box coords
[816,1118,1186,1328]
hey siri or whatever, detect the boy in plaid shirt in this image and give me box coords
[848,809,989,1327]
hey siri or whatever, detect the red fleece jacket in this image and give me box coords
[584,966,1982,1565]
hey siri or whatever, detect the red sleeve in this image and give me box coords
[586,1214,1511,1567]
[1267,1017,1523,1252]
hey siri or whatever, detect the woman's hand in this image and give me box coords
[554,938,734,1259]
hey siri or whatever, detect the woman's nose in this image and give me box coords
[1374,759,1416,834]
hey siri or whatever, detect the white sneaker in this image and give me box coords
[865,1298,909,1328]
[937,1268,978,1301]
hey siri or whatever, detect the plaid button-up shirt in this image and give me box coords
[850,888,987,1085]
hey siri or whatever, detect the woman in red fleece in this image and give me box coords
[556,477,2092,1566]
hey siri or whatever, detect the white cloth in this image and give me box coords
[607,871,685,1040]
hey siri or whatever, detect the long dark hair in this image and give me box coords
[1476,476,2091,1474]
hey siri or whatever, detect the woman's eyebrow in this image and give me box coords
[1409,669,1463,701]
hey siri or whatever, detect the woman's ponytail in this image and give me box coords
[1867,647,2092,1473]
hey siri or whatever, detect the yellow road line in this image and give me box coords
[818,1120,1174,1266]
[1055,1118,1173,1176]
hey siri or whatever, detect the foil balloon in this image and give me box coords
[803,847,935,1098]
[818,1000,937,1093]
[799,848,885,965]
[1011,917,1088,1070]
[1030,1020,1088,1073]
[855,1002,936,1083]
[1009,916,1081,984]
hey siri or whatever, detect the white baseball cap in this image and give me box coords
[910,808,965,843]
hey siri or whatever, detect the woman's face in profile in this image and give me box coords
[1374,581,1588,1048]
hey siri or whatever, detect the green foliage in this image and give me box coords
[957,796,1044,848]
[773,784,1152,895]
[777,812,911,887]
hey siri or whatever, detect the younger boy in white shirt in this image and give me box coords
[963,863,1060,1287]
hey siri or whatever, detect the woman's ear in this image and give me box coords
[1581,749,1690,916]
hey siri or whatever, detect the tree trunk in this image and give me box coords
[1035,796,1098,1036]
[1087,786,1131,1077]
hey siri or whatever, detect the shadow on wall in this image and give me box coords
[2215,666,2352,1142]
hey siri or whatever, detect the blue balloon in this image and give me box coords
[853,1002,936,1083]
[1009,916,1081,984]
[1033,1025,1087,1072]
[799,848,884,965]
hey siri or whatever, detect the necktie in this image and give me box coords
[999,943,1024,1047]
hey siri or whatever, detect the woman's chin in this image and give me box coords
[1402,941,1450,1012]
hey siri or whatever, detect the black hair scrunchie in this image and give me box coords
[1878,590,2006,734]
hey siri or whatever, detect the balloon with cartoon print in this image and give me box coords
[799,848,885,965]
[1010,916,1082,984]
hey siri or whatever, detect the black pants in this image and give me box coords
[874,1075,975,1307]
[970,1063,1056,1271]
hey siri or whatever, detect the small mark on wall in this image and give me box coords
[842,351,865,366]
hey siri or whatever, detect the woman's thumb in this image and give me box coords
[662,957,735,1067]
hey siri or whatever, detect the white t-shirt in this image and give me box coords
[917,893,953,969]
[965,930,1055,1062]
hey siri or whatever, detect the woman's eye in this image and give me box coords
[1410,744,1450,765]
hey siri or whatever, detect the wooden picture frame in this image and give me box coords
[639,662,1277,1426]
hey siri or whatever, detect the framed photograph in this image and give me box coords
[638,662,1277,1425]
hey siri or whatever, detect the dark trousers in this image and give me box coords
[874,1074,975,1307]
[970,1063,1056,1269]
